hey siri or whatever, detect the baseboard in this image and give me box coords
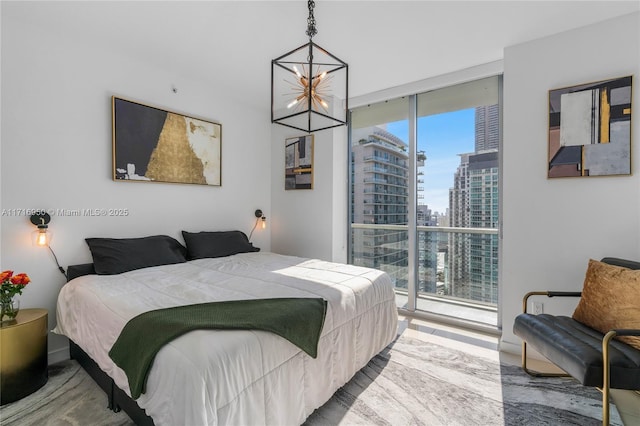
[48,345,70,365]
[499,339,548,362]
[499,340,521,357]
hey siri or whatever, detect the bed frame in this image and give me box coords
[66,263,155,426]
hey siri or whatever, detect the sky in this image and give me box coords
[386,108,475,214]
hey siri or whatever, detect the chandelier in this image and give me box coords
[271,0,348,133]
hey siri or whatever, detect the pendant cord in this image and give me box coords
[306,0,317,39]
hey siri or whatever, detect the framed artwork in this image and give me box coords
[112,96,221,186]
[285,135,314,189]
[548,76,632,178]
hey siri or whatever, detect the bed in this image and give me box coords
[53,237,398,426]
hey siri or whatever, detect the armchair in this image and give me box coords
[513,258,640,425]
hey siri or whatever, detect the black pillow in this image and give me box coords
[85,235,187,275]
[181,230,260,260]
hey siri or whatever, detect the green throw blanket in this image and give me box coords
[109,297,327,399]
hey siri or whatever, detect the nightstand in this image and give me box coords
[0,308,48,405]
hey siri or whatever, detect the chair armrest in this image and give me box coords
[602,329,640,372]
[547,291,583,297]
[522,291,582,313]
[610,329,640,337]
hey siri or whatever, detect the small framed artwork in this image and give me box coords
[548,76,632,178]
[285,135,314,189]
[112,96,221,186]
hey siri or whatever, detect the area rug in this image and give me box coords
[0,360,133,426]
[305,335,621,425]
[1,334,621,426]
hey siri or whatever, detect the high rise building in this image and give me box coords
[475,104,499,151]
[449,152,471,297]
[448,105,499,303]
[468,151,499,303]
[351,127,409,287]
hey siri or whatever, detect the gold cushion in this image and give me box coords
[572,259,640,351]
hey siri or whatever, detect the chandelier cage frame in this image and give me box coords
[271,2,348,133]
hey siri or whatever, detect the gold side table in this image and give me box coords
[0,308,48,405]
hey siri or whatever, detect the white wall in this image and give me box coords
[500,12,640,354]
[1,10,271,362]
[269,121,348,263]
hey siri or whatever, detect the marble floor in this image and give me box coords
[399,314,640,426]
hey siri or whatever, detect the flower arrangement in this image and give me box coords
[1,270,31,322]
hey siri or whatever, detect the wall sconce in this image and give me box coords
[249,209,266,241]
[255,209,267,230]
[30,213,53,247]
[29,213,66,277]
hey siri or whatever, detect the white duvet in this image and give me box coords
[54,252,398,426]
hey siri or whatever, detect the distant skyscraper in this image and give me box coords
[475,104,499,152]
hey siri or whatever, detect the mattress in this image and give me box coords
[53,252,398,425]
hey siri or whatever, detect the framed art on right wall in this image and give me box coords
[548,75,632,178]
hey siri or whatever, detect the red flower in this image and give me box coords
[0,270,13,281]
[1,270,29,302]
[10,273,30,286]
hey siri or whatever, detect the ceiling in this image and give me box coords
[5,1,639,103]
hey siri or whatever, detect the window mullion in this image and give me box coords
[407,95,418,311]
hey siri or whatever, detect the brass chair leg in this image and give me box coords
[602,388,610,426]
[601,331,617,426]
[521,341,570,377]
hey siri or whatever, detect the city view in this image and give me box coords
[350,86,500,317]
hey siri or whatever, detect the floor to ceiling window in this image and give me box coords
[349,76,501,328]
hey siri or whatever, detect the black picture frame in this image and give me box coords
[112,96,222,186]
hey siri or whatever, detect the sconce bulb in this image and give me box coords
[32,228,52,247]
[30,213,52,246]
[261,217,266,229]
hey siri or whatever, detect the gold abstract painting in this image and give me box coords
[112,97,221,186]
[548,76,632,178]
